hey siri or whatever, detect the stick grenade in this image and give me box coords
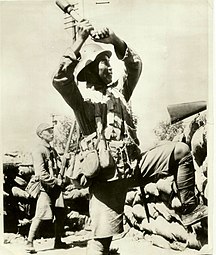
[56,0,102,40]
[56,0,80,42]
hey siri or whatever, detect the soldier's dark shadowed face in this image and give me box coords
[39,128,54,143]
[97,55,113,85]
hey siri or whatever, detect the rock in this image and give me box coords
[144,234,171,249]
[148,203,159,219]
[132,204,147,221]
[144,183,159,196]
[3,233,25,245]
[126,228,143,240]
[169,222,188,242]
[140,218,156,233]
[156,176,174,194]
[187,231,202,250]
[154,216,176,240]
[140,213,185,242]
[170,241,187,251]
[171,196,182,209]
[124,205,136,226]
[125,190,136,206]
[154,203,173,222]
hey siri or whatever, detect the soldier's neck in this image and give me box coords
[41,139,51,148]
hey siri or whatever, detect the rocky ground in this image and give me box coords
[1,229,211,255]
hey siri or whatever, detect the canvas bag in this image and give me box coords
[95,115,115,169]
[68,123,115,186]
[68,131,100,183]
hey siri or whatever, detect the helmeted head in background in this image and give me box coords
[36,123,54,142]
[76,44,112,90]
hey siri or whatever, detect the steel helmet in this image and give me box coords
[76,43,112,82]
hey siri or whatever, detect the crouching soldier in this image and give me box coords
[53,19,207,255]
[25,123,70,253]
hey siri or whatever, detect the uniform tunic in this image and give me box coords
[33,140,64,220]
[53,44,142,237]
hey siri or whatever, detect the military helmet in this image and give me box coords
[76,43,112,82]
[36,123,53,137]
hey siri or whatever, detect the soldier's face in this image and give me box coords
[40,128,54,143]
[98,55,112,85]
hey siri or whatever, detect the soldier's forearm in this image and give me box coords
[112,36,127,60]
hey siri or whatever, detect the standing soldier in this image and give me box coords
[53,20,207,255]
[26,123,70,253]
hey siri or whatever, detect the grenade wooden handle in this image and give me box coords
[56,0,110,41]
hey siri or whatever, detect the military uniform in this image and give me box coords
[53,43,177,238]
[26,136,67,253]
[32,140,64,219]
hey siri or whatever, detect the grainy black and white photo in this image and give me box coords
[1,0,213,254]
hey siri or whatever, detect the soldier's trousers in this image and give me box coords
[87,141,196,254]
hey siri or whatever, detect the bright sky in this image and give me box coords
[1,0,210,152]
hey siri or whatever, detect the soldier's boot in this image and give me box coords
[87,237,112,255]
[25,217,42,253]
[25,241,37,254]
[54,239,70,249]
[54,208,70,249]
[181,203,208,226]
[174,148,207,226]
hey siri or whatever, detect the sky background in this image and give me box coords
[1,0,211,152]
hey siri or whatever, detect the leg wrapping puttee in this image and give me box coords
[176,153,196,211]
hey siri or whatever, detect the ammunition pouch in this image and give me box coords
[68,132,116,188]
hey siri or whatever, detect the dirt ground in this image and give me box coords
[1,232,211,255]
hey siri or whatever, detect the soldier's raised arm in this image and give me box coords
[52,19,94,111]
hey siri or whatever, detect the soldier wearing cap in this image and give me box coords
[53,20,207,255]
[26,123,69,253]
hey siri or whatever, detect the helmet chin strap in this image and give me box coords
[85,63,108,92]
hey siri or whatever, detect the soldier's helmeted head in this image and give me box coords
[36,123,54,143]
[76,44,113,91]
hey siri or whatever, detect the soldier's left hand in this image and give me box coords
[91,27,116,44]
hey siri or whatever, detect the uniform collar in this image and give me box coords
[40,139,51,149]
